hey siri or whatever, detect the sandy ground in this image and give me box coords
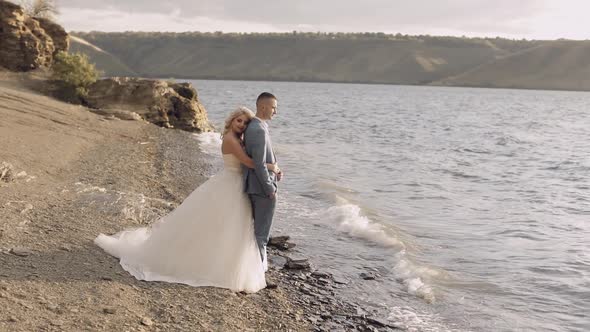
[0,74,311,331]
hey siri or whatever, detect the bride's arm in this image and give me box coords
[223,136,278,172]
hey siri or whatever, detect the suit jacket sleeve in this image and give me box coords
[250,127,276,196]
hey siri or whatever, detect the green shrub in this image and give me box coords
[51,51,100,100]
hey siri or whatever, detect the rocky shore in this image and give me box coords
[0,75,398,331]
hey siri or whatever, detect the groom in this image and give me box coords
[243,92,282,272]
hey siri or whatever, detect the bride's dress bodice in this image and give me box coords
[223,153,242,173]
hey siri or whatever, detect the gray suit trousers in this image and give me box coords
[249,193,277,260]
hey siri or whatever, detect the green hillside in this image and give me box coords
[434,40,590,91]
[71,32,540,84]
[69,36,137,77]
[66,32,590,91]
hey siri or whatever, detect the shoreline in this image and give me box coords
[126,75,590,94]
[0,79,395,331]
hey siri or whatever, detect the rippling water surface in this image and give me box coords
[191,80,590,332]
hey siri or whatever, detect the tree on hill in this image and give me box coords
[19,0,58,20]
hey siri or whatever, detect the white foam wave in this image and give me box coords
[388,306,455,332]
[324,204,405,249]
[193,132,222,156]
[393,254,441,303]
[324,200,443,303]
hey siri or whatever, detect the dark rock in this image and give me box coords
[269,235,296,250]
[311,271,332,279]
[265,281,278,290]
[269,235,290,245]
[277,242,296,250]
[103,307,116,314]
[170,82,197,100]
[300,288,315,296]
[360,272,378,280]
[360,325,379,332]
[366,317,390,327]
[268,255,287,269]
[320,312,332,319]
[295,274,308,281]
[285,256,311,270]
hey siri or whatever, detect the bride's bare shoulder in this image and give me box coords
[222,134,242,152]
[222,134,240,144]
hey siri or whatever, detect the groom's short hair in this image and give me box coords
[256,92,277,105]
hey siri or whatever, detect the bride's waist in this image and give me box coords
[223,166,242,173]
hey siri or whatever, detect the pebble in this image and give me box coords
[103,307,117,314]
[140,317,154,326]
[366,317,390,328]
[359,272,378,280]
[333,277,349,285]
[285,256,311,270]
[20,204,33,214]
[10,247,33,257]
[59,245,72,251]
[311,271,332,278]
[269,235,296,250]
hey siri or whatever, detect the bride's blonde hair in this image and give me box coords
[221,106,255,138]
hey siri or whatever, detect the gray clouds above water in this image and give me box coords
[56,0,590,39]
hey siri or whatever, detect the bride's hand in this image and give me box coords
[266,163,280,174]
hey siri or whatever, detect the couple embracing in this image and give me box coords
[95,92,282,293]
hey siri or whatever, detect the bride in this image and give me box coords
[94,107,280,293]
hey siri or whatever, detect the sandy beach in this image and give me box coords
[0,73,313,331]
[0,72,398,331]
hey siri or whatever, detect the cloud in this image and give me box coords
[58,7,284,33]
[56,0,590,39]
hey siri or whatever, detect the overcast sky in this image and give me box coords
[54,0,589,40]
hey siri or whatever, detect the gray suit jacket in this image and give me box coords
[243,118,277,196]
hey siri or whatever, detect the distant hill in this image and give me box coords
[67,32,590,91]
[69,36,137,77]
[433,40,590,91]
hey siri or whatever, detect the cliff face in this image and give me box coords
[0,0,69,71]
[85,78,213,133]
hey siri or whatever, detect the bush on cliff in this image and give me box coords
[20,0,58,20]
[50,51,100,103]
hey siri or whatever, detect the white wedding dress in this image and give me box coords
[94,154,266,293]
